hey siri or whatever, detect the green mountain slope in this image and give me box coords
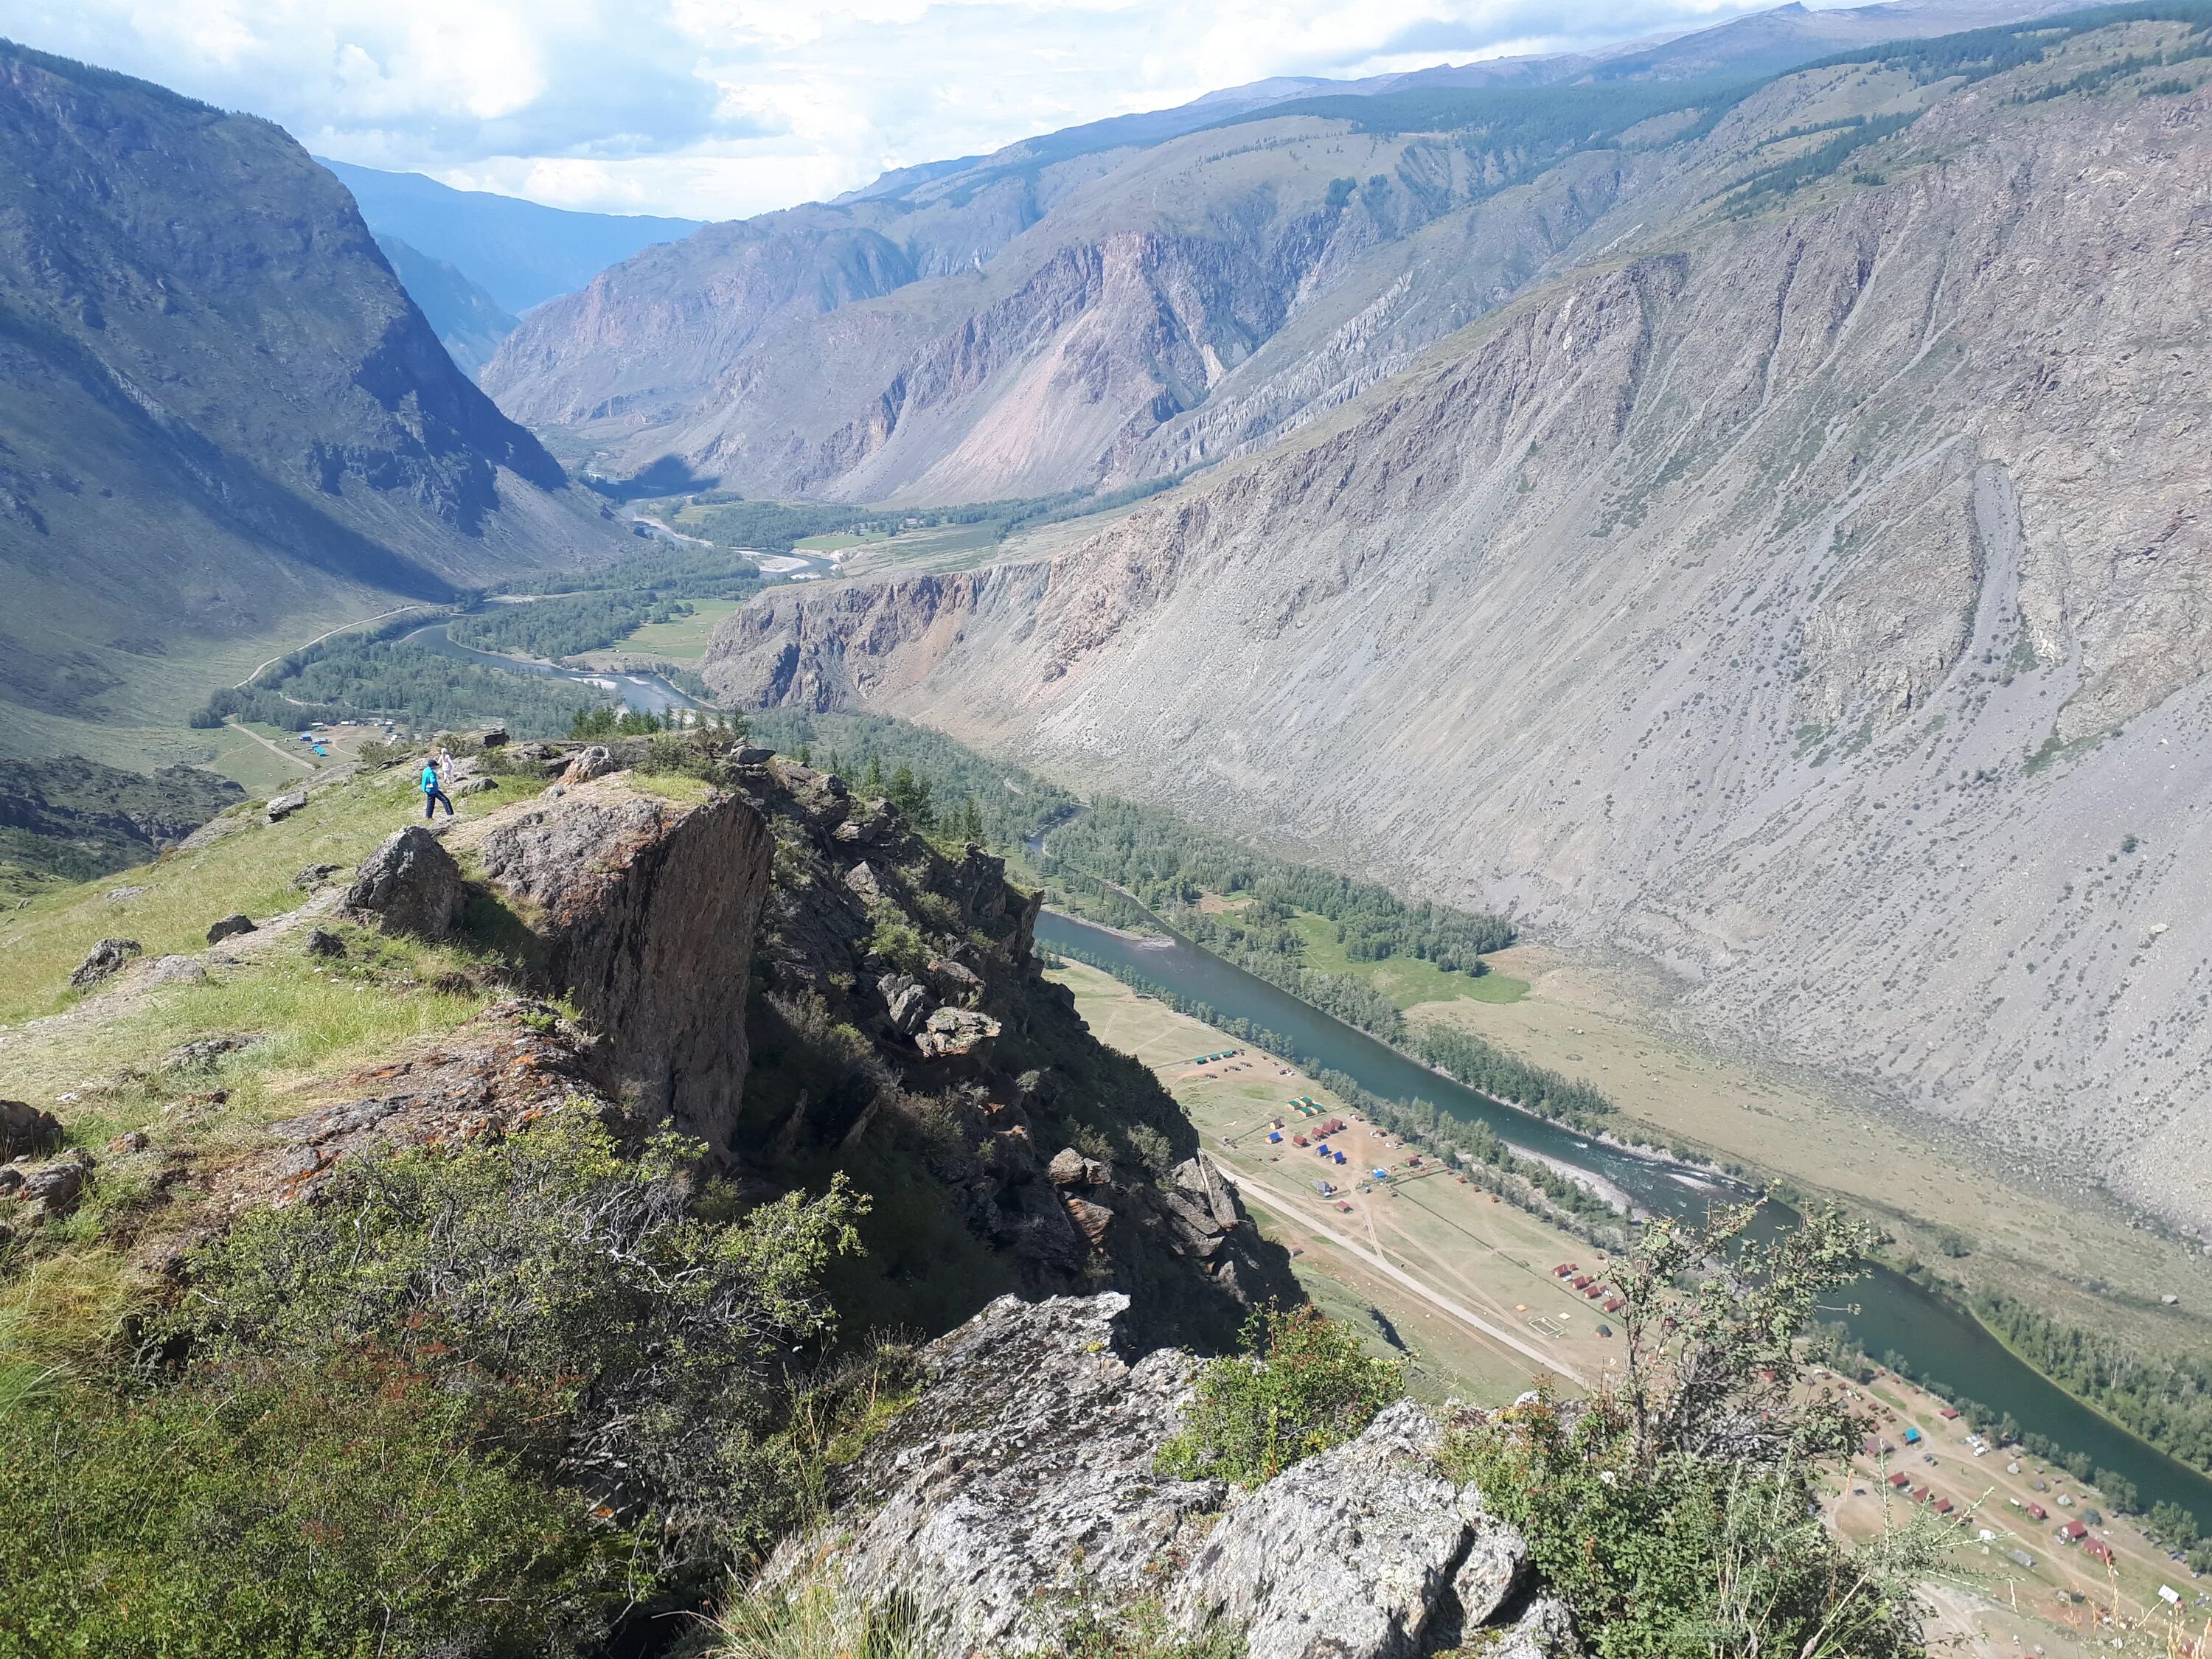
[0,42,629,762]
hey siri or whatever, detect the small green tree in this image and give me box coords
[886,765,933,829]
[1156,1305,1403,1486]
[1444,1206,1942,1659]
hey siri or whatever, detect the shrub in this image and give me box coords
[0,1366,638,1658]
[866,909,933,976]
[1155,1305,1403,1486]
[170,1113,869,1574]
[1441,1206,1942,1659]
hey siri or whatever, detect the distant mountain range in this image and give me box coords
[478,0,2081,501]
[698,4,2212,1235]
[0,41,628,757]
[372,234,518,375]
[317,159,702,316]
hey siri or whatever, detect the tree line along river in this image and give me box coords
[1033,903,2212,1530]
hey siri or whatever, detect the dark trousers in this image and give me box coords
[423,788,454,818]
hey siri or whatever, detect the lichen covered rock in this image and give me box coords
[341,826,465,939]
[1166,1399,1475,1659]
[768,1293,1226,1658]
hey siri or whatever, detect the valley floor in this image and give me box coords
[1403,943,2212,1371]
[1050,959,2211,1659]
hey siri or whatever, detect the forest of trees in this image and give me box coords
[1040,799,1515,970]
[1969,1290,2212,1481]
[195,632,610,738]
[1412,1028,1615,1132]
[448,592,695,660]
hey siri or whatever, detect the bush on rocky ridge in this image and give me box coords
[1156,1304,1405,1486]
[1442,1206,1942,1659]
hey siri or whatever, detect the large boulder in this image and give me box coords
[767,1293,1226,1658]
[454,777,773,1147]
[340,826,465,939]
[764,1294,1554,1659]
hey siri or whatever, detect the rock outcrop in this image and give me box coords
[0,1099,62,1161]
[720,758,1298,1346]
[68,938,140,990]
[341,827,466,939]
[771,1293,1555,1659]
[453,776,775,1149]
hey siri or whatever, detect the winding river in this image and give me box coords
[1034,904,2212,1527]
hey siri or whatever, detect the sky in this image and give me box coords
[8,0,1826,222]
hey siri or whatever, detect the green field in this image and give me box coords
[790,531,891,552]
[1287,911,1528,1008]
[602,599,745,664]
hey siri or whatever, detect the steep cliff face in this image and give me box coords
[456,776,776,1150]
[718,751,1299,1346]
[0,44,625,735]
[703,39,2212,1232]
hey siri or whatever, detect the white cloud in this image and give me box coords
[7,0,1823,219]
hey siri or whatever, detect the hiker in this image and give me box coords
[420,757,455,819]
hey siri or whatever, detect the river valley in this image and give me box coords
[1037,904,2212,1528]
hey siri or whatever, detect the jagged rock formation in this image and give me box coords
[483,1,2071,507]
[453,774,775,1147]
[24,744,1293,1349]
[703,32,2212,1232]
[765,1292,1566,1659]
[0,43,625,740]
[720,752,1298,1345]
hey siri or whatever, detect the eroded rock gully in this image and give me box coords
[767,1292,1571,1659]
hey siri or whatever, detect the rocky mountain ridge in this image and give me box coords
[702,21,2212,1237]
[481,0,2076,504]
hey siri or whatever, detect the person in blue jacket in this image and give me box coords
[420,757,455,819]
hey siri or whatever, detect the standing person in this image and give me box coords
[420,755,454,820]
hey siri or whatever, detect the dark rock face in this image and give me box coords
[774,1293,1557,1659]
[340,826,465,939]
[725,759,1299,1347]
[69,938,140,989]
[0,1099,62,1161]
[205,914,257,944]
[460,779,774,1149]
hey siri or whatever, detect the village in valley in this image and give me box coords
[1046,958,2212,1659]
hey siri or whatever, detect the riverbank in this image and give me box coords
[1406,941,2212,1395]
[1050,956,2208,1659]
[1037,905,2212,1532]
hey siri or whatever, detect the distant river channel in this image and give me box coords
[401,620,700,717]
[1035,902,2212,1528]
